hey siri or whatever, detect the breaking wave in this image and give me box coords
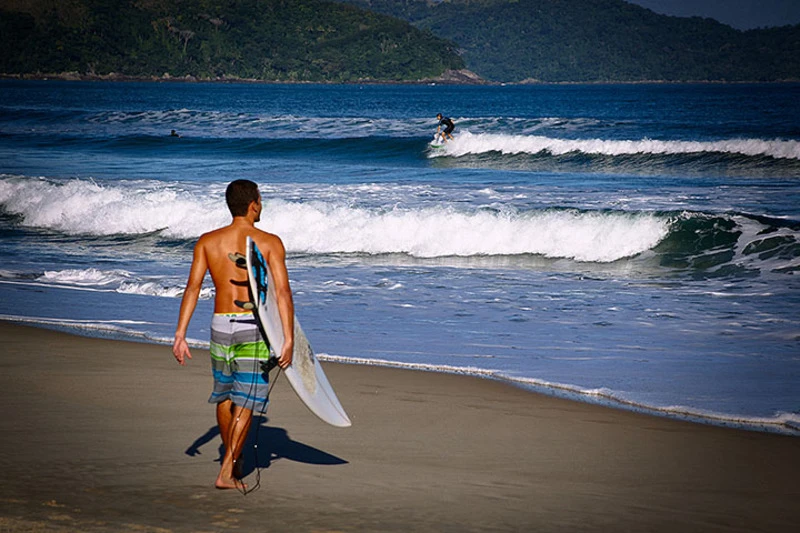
[2,176,798,275]
[0,268,210,299]
[434,132,800,160]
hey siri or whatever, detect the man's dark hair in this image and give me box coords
[226,179,259,217]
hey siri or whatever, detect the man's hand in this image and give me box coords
[172,336,193,366]
[278,340,293,369]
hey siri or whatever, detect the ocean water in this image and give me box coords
[1,80,799,434]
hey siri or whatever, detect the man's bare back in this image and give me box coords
[172,188,294,368]
[197,222,286,314]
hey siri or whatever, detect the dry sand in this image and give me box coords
[0,321,798,532]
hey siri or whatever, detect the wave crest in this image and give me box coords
[3,176,798,274]
[436,132,800,160]
[271,201,669,262]
[0,175,229,237]
[30,268,210,298]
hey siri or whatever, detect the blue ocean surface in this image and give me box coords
[1,80,799,434]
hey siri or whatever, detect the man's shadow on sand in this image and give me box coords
[185,415,347,477]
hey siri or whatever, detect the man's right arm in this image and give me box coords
[172,238,208,365]
[264,235,295,369]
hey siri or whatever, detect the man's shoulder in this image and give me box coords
[195,224,283,253]
[251,228,283,248]
[196,225,230,244]
[248,229,284,259]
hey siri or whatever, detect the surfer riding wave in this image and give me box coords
[436,113,455,143]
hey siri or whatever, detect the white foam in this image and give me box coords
[0,176,228,238]
[0,314,211,347]
[0,278,116,293]
[0,314,153,327]
[1,176,671,262]
[269,201,670,262]
[117,282,192,298]
[436,132,800,160]
[40,268,132,286]
[34,268,211,298]
[728,215,800,275]
[0,313,162,339]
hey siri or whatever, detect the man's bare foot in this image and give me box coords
[215,476,247,490]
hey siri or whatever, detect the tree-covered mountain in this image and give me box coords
[0,0,464,82]
[336,0,800,82]
[3,0,798,83]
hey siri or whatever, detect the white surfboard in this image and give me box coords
[244,236,351,427]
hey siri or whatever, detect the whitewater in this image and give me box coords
[1,80,798,435]
[438,131,800,160]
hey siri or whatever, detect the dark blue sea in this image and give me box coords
[1,80,799,434]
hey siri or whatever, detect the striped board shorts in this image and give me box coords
[209,313,271,412]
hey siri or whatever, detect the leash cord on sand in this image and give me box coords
[238,364,282,496]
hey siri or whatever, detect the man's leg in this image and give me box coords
[216,399,233,453]
[215,400,253,489]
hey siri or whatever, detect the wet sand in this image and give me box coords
[0,321,798,532]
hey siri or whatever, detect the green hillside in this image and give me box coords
[337,0,800,82]
[0,0,464,82]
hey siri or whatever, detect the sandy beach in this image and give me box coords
[0,321,797,532]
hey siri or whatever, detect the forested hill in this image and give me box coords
[337,0,800,82]
[0,0,464,82]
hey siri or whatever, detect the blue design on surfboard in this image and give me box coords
[251,244,268,308]
[244,236,351,427]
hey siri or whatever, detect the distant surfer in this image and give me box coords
[172,179,295,490]
[436,113,455,142]
[170,129,180,137]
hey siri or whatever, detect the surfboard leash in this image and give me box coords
[238,362,283,496]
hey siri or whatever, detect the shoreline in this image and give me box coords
[3,315,797,437]
[321,354,800,437]
[3,71,798,86]
[1,320,798,532]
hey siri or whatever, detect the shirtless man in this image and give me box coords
[172,179,294,490]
